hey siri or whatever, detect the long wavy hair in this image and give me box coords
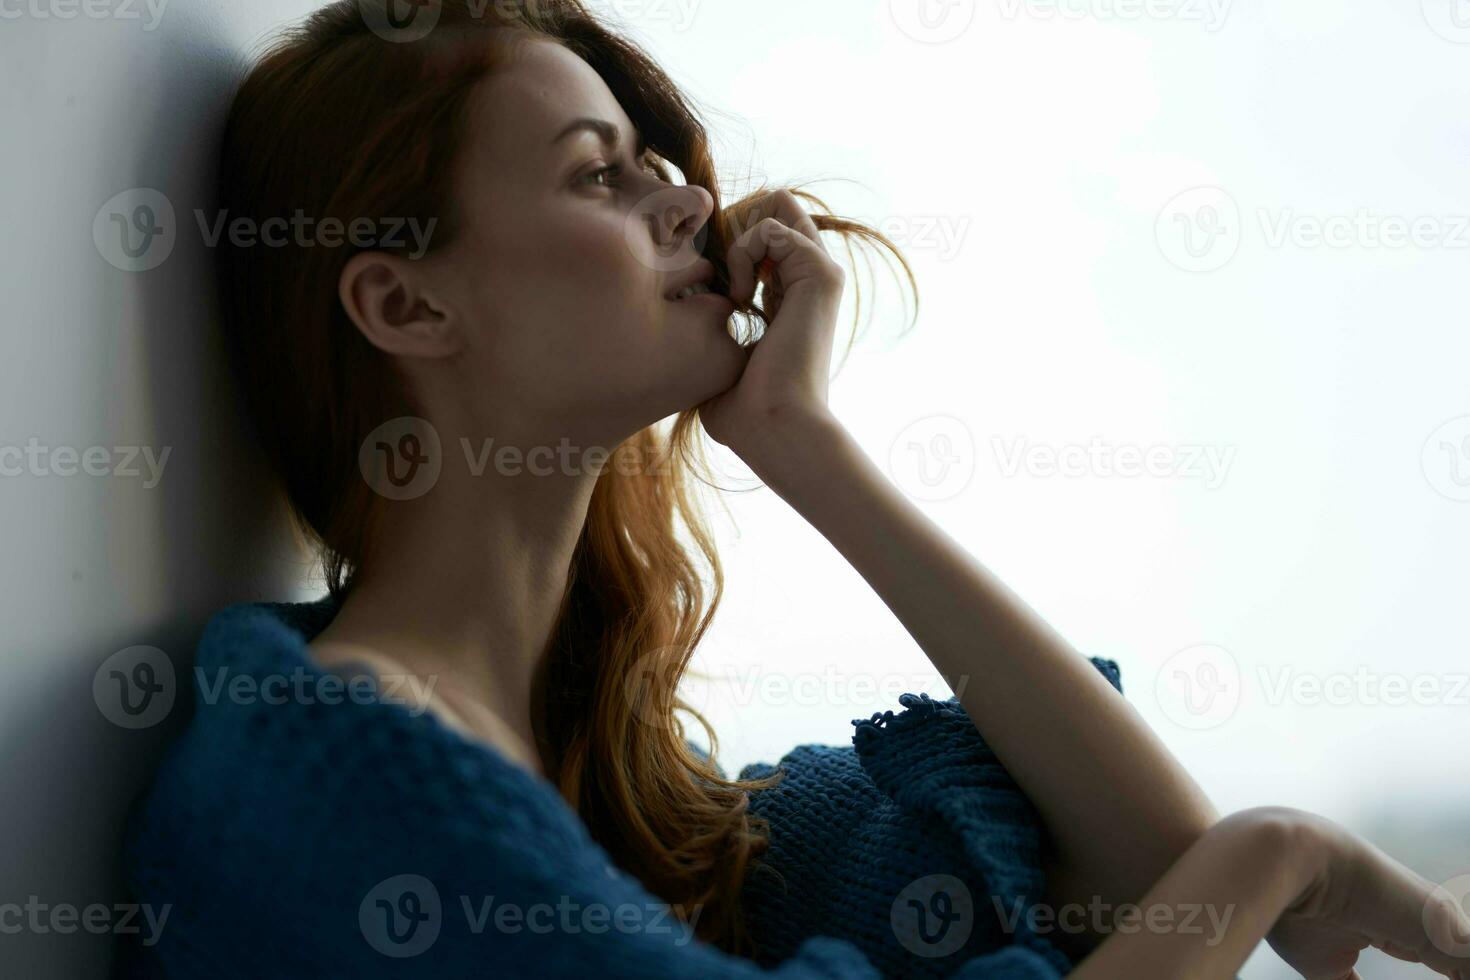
[215,0,916,955]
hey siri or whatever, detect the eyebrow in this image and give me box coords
[551,117,648,157]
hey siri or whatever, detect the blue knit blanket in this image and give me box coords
[114,595,1126,978]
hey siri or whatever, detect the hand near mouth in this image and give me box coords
[697,190,847,474]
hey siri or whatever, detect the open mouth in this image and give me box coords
[668,282,717,301]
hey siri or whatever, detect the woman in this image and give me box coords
[117,2,1470,977]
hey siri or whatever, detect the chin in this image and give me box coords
[652,331,748,419]
[694,318,750,386]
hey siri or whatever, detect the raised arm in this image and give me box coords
[701,196,1219,952]
[739,407,1219,941]
[689,192,1467,979]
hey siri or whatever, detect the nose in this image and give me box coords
[646,183,714,251]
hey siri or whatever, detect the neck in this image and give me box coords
[317,425,603,770]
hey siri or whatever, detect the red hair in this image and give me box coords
[215,0,916,954]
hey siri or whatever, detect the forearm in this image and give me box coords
[1067,810,1307,979]
[745,411,1218,911]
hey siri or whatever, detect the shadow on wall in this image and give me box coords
[0,3,326,977]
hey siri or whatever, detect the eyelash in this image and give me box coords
[585,158,661,187]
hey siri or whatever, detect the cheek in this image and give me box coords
[538,222,674,368]
[495,218,660,330]
[555,215,660,307]
[489,231,661,373]
[458,204,712,402]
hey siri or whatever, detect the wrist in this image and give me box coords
[1213,807,1324,910]
[735,405,848,488]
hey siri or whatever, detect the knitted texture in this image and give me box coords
[114,596,1126,979]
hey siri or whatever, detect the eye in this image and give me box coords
[581,155,664,189]
[583,164,623,187]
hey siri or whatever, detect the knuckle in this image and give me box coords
[770,188,803,211]
[758,216,795,246]
[1230,805,1309,845]
[1430,893,1462,924]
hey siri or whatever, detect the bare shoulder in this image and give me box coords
[304,638,542,776]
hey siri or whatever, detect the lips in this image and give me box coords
[670,282,716,301]
[662,260,721,301]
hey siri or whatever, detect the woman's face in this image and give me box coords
[428,35,747,447]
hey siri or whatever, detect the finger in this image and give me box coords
[722,191,833,324]
[765,190,828,257]
[1357,845,1470,976]
[726,217,835,308]
[728,189,828,258]
[757,257,781,307]
[1418,885,1470,976]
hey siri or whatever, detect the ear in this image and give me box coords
[338,251,464,358]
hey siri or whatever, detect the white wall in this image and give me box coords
[0,2,320,976]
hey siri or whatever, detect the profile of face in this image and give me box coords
[340,33,748,451]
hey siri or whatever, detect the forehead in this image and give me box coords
[463,35,634,165]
